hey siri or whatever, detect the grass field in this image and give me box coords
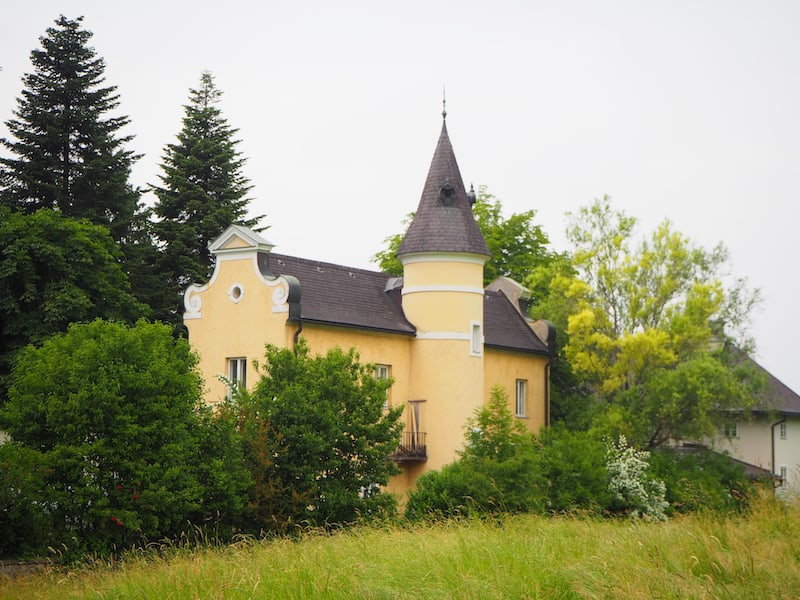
[2,495,799,599]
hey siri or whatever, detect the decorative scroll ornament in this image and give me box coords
[184,286,203,319]
[272,284,289,313]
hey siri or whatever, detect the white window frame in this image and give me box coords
[515,379,527,417]
[375,364,390,409]
[227,357,247,400]
[780,421,788,440]
[724,421,739,439]
[470,321,483,357]
[780,465,788,490]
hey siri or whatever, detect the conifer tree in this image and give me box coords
[153,72,261,308]
[0,15,141,244]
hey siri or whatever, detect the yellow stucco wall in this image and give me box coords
[400,254,487,474]
[185,254,297,404]
[484,349,549,434]
[295,324,414,414]
[185,243,550,496]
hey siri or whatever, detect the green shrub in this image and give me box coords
[406,387,545,519]
[535,426,612,514]
[0,442,53,557]
[0,320,249,558]
[235,340,403,533]
[649,446,758,514]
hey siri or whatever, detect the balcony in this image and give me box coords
[390,431,427,462]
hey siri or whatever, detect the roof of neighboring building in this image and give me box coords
[397,118,491,258]
[265,252,550,355]
[673,444,774,480]
[753,358,800,415]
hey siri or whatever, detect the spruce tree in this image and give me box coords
[0,15,141,244]
[153,72,261,307]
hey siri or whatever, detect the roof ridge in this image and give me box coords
[270,252,391,277]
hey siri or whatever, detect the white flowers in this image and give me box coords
[606,436,669,522]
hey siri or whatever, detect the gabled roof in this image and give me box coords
[753,359,800,415]
[483,290,551,355]
[209,224,275,254]
[397,118,491,258]
[266,253,416,335]
[264,252,549,355]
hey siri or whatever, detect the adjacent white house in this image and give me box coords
[712,359,800,495]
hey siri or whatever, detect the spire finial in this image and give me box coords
[442,85,447,120]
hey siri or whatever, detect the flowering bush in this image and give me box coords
[606,436,668,522]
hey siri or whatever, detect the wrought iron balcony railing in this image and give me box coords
[389,431,427,462]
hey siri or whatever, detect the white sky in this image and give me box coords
[2,1,799,392]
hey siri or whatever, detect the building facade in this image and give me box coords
[712,360,800,495]
[183,116,555,493]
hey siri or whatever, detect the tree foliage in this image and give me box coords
[0,319,249,557]
[152,72,261,323]
[563,196,763,447]
[406,387,544,519]
[234,340,403,532]
[0,442,51,558]
[0,208,147,402]
[372,187,555,287]
[0,15,162,318]
[0,15,141,245]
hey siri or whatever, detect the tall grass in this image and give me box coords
[3,495,799,599]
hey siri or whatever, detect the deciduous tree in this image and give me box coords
[235,340,403,532]
[563,197,763,447]
[0,208,146,402]
[0,320,249,556]
[372,187,555,287]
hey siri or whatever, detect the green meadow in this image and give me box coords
[3,495,799,599]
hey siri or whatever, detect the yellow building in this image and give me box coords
[184,114,555,493]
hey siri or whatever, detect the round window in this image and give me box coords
[228,283,244,303]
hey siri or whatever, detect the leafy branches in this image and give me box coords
[564,196,764,447]
[234,340,404,532]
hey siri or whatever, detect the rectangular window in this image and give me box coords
[376,364,390,409]
[227,357,247,399]
[724,421,738,438]
[780,422,788,440]
[780,465,788,490]
[470,321,483,356]
[515,379,527,417]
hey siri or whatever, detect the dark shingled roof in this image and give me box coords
[397,120,491,258]
[266,253,416,334]
[753,359,800,415]
[484,290,551,355]
[265,253,550,355]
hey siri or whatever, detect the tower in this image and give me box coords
[397,111,492,472]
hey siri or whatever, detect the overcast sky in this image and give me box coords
[2,1,799,392]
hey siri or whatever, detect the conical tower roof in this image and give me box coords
[397,117,491,258]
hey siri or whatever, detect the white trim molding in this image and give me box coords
[401,284,485,296]
[183,255,292,320]
[228,282,245,304]
[399,252,488,266]
[415,331,470,341]
[470,320,484,356]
